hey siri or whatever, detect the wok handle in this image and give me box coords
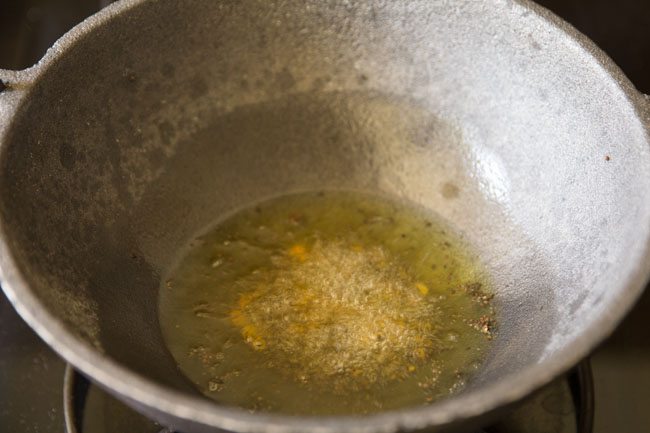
[643,93,650,129]
[0,69,33,132]
[0,69,34,92]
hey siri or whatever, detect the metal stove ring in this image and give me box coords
[63,364,173,433]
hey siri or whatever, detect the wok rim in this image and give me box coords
[0,0,649,431]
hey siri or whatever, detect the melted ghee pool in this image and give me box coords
[158,191,495,415]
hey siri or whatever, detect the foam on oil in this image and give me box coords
[158,190,495,415]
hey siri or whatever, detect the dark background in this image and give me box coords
[1,1,649,432]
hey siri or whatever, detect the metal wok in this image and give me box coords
[1,1,649,432]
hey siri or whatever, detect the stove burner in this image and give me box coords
[63,362,593,433]
[63,366,172,433]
